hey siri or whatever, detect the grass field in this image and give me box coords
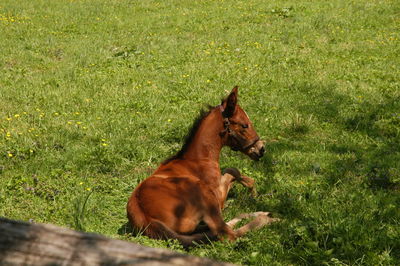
[1,0,399,264]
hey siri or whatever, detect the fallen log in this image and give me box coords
[0,217,232,265]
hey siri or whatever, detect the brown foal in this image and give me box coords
[127,87,278,247]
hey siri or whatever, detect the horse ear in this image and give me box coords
[222,86,238,118]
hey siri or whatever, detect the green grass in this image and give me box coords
[1,0,399,264]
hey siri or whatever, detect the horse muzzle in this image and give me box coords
[246,140,265,161]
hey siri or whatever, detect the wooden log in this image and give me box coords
[0,217,232,266]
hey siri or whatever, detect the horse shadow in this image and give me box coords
[117,222,134,236]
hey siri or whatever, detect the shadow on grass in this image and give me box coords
[260,81,400,264]
[294,81,400,190]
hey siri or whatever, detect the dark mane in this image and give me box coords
[162,105,214,164]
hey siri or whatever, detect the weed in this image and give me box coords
[283,113,314,136]
[72,191,93,232]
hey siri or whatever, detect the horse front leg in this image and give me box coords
[221,168,257,201]
[218,171,237,209]
[220,168,279,237]
[236,174,257,197]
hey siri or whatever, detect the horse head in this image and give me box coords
[220,86,265,161]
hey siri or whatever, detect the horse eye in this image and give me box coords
[242,124,249,129]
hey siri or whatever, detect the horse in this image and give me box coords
[127,86,278,247]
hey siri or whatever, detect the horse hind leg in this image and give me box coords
[145,219,217,248]
[226,212,280,237]
[202,208,237,242]
[226,212,267,227]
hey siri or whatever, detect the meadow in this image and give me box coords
[0,0,399,264]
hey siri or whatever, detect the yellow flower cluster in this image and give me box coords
[0,11,30,24]
[1,109,93,159]
[101,139,108,147]
[78,182,91,191]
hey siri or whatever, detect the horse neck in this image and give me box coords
[184,107,224,162]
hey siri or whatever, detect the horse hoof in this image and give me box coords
[222,167,241,179]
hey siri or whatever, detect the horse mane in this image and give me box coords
[162,105,214,164]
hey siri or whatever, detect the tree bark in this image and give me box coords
[0,217,232,266]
